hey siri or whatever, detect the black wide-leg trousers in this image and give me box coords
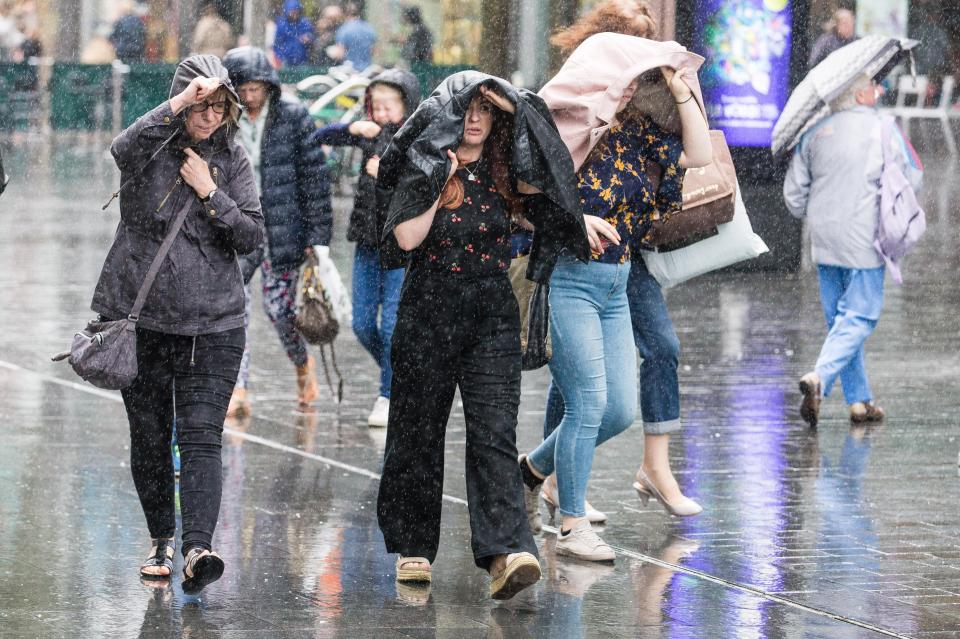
[377,269,538,569]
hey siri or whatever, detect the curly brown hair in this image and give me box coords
[550,0,658,55]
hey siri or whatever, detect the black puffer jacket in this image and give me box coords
[92,55,264,336]
[223,46,332,270]
[376,71,589,283]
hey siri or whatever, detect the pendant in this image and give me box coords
[467,173,478,182]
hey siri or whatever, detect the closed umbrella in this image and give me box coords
[771,35,917,156]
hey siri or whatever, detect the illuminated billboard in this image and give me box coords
[690,0,793,147]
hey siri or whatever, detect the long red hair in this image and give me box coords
[551,0,658,55]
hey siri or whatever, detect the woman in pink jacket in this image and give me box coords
[518,22,713,560]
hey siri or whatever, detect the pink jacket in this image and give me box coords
[539,33,707,171]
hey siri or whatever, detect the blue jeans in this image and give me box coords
[542,257,681,443]
[814,265,885,404]
[352,243,405,398]
[528,257,637,518]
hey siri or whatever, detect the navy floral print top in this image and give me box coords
[417,160,512,275]
[579,116,684,263]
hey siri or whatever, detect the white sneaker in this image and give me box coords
[555,519,615,562]
[368,396,390,428]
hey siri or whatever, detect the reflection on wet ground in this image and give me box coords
[1,133,959,638]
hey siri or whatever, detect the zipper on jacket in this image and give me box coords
[156,177,183,212]
[190,336,196,367]
[212,166,219,186]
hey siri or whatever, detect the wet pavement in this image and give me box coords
[1,132,960,638]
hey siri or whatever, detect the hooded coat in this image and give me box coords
[376,71,589,283]
[223,46,333,269]
[538,33,707,172]
[314,68,421,248]
[91,55,264,336]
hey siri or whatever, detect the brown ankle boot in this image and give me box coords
[226,387,251,418]
[296,355,319,405]
[850,402,884,423]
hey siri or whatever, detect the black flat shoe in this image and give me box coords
[139,538,175,581]
[181,548,224,594]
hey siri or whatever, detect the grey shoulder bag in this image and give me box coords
[52,195,193,390]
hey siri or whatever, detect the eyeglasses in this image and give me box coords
[189,101,228,114]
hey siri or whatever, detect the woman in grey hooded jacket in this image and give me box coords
[91,55,263,593]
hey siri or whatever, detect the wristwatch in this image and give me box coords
[201,188,218,202]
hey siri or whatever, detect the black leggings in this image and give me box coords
[119,326,244,555]
[377,269,537,569]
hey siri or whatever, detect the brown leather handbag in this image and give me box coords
[644,130,737,252]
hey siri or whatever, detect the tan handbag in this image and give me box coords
[644,130,737,252]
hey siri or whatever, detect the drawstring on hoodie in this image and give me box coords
[190,336,197,367]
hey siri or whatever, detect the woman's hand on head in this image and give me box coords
[479,85,515,114]
[583,215,620,254]
[171,76,221,114]
[660,66,693,102]
[179,148,217,199]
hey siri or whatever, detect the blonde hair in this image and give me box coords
[830,74,872,112]
[551,0,658,55]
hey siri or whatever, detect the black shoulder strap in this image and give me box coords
[128,195,192,321]
[102,128,181,210]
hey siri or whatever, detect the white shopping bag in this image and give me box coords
[312,245,353,325]
[639,178,769,289]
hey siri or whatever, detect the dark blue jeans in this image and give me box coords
[543,257,681,445]
[352,243,405,398]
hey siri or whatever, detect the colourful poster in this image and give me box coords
[691,0,793,147]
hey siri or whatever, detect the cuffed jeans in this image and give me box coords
[352,243,404,398]
[377,269,537,569]
[814,265,885,404]
[528,257,637,518]
[120,326,244,554]
[543,257,682,442]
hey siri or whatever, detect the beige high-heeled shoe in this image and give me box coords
[540,475,608,524]
[633,469,702,517]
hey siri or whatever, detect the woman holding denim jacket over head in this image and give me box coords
[517,30,713,561]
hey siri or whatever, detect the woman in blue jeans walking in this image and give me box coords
[518,38,712,561]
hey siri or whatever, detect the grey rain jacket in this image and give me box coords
[91,54,264,336]
[376,71,589,283]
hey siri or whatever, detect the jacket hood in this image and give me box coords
[283,0,303,13]
[168,54,242,149]
[223,46,282,96]
[365,68,422,121]
[539,33,707,171]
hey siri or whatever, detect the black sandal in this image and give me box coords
[182,547,224,594]
[140,538,175,580]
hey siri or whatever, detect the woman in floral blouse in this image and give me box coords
[518,35,712,562]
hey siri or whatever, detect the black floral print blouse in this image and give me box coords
[417,160,512,276]
[579,115,684,264]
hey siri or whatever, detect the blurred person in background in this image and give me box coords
[809,8,858,69]
[329,3,377,71]
[310,5,345,68]
[399,5,433,66]
[0,1,24,61]
[222,46,333,417]
[192,3,234,60]
[109,0,146,63]
[273,0,315,67]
